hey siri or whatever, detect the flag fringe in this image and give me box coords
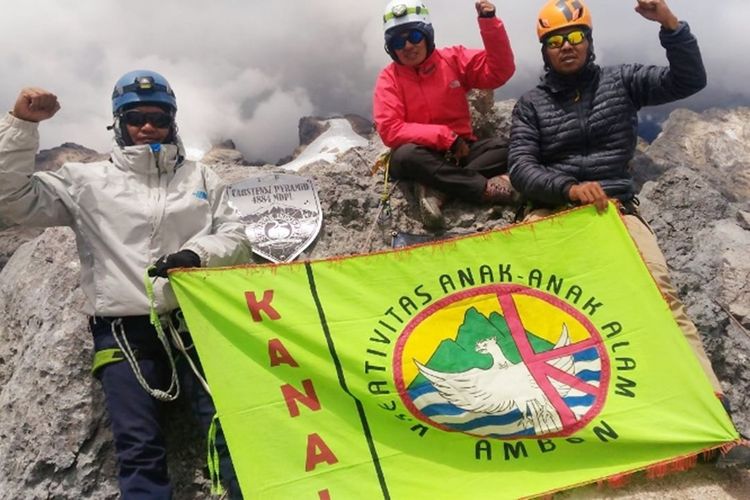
[644,454,697,479]
[720,438,750,455]
[527,440,742,499]
[598,472,631,489]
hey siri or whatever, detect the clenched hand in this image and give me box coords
[13,88,60,123]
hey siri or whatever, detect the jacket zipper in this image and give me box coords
[574,89,590,157]
[149,150,168,256]
[415,67,431,124]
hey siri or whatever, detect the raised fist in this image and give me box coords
[13,87,61,123]
[475,1,496,18]
[635,0,679,30]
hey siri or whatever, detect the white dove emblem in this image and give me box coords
[414,324,576,435]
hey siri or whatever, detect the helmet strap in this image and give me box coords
[114,115,134,147]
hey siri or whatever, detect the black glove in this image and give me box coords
[148,250,201,278]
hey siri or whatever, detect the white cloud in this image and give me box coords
[1,0,747,161]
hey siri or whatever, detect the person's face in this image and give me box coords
[122,105,173,145]
[543,28,590,75]
[392,29,428,67]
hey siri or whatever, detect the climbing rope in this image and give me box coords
[110,316,180,401]
[108,272,184,402]
[144,268,224,496]
[166,311,212,396]
[364,152,399,251]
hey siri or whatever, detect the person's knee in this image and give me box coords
[390,143,421,166]
[390,143,447,182]
[484,137,509,149]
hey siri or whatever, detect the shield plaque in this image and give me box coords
[228,174,323,263]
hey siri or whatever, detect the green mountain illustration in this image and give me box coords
[408,307,554,390]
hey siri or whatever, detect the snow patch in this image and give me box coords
[280,118,368,172]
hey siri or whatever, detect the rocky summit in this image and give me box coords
[0,102,748,498]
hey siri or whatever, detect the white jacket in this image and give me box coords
[0,113,252,315]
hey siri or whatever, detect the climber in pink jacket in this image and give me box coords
[373,0,517,229]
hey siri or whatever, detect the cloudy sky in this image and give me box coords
[1,0,747,162]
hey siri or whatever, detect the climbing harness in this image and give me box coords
[91,348,126,376]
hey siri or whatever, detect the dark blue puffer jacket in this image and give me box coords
[508,22,706,207]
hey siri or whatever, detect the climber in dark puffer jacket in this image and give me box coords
[510,0,705,207]
[509,0,750,467]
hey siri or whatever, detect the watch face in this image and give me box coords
[392,4,408,17]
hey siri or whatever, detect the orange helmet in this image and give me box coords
[537,0,592,41]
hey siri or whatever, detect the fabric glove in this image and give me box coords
[149,249,201,278]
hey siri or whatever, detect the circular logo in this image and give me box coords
[394,285,610,439]
[264,221,294,240]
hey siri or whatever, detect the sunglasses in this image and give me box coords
[122,110,173,129]
[390,29,425,51]
[544,30,587,49]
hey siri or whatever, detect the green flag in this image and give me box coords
[171,204,738,499]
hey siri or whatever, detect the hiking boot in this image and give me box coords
[415,183,446,230]
[482,174,519,205]
[716,441,750,469]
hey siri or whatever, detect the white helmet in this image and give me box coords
[382,0,435,63]
[382,0,431,33]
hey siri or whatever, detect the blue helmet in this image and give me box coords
[111,70,177,115]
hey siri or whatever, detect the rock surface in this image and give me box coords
[645,107,750,202]
[34,142,108,172]
[636,110,750,434]
[0,105,748,498]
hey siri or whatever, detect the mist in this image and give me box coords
[1,0,746,163]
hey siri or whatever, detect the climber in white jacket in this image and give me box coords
[0,70,250,498]
[0,79,250,316]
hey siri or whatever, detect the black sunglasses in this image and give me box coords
[122,110,173,129]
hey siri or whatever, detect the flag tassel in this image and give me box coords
[527,440,743,499]
[645,454,698,479]
[598,472,631,489]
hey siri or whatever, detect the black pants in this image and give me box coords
[90,314,242,499]
[389,137,508,200]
